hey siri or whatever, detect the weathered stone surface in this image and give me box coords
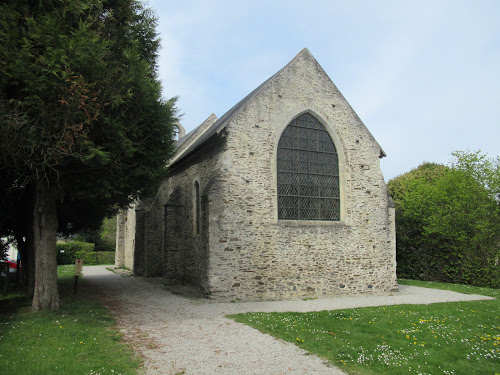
[115,208,137,272]
[116,48,398,301]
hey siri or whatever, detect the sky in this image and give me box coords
[147,0,499,181]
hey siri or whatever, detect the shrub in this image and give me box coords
[94,240,115,252]
[78,251,115,265]
[56,241,95,265]
[57,241,115,266]
[388,151,500,288]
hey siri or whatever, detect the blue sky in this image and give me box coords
[148,0,499,181]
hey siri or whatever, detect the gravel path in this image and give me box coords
[82,265,493,375]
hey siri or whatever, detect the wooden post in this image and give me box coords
[74,259,83,294]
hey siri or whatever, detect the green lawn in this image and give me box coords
[229,280,499,375]
[0,265,141,375]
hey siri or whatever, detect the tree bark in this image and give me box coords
[32,179,60,311]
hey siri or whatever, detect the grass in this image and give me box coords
[0,265,141,375]
[229,280,499,375]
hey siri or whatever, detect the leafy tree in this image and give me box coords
[0,0,177,309]
[69,215,116,252]
[388,163,450,281]
[388,151,500,287]
[99,216,117,251]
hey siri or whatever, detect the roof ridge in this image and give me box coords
[170,113,218,165]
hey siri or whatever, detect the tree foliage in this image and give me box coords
[1,0,176,200]
[70,215,117,252]
[388,151,500,288]
[0,0,177,309]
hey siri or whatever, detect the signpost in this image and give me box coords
[74,259,83,294]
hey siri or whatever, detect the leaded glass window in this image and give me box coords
[277,113,340,221]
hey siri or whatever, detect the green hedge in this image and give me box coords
[57,241,95,265]
[78,251,115,265]
[57,242,115,265]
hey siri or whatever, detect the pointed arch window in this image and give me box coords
[277,113,340,221]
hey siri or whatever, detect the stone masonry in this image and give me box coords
[115,48,398,300]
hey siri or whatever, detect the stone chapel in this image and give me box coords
[115,48,398,301]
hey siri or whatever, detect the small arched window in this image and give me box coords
[194,181,201,234]
[277,113,340,221]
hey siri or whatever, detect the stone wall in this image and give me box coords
[119,49,397,301]
[115,207,137,272]
[115,211,126,268]
[198,50,397,300]
[139,136,227,293]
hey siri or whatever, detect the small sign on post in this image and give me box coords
[74,259,83,294]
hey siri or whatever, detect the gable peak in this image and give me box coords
[295,47,312,58]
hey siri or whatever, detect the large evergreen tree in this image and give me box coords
[0,0,177,310]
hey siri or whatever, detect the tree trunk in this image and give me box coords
[32,179,60,311]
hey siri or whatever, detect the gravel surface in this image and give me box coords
[82,265,493,375]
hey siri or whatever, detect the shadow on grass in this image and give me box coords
[0,267,88,315]
[0,266,142,375]
[0,294,31,314]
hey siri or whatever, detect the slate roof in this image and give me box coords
[171,113,218,165]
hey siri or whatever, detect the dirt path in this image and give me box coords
[82,266,492,375]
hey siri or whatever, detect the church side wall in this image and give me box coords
[142,207,163,277]
[203,54,397,300]
[123,208,135,271]
[115,211,126,268]
[156,139,226,293]
[116,143,227,281]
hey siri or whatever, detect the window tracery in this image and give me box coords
[277,113,340,221]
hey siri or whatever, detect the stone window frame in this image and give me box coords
[193,180,201,235]
[272,110,347,225]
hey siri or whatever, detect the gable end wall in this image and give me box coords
[203,52,397,300]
